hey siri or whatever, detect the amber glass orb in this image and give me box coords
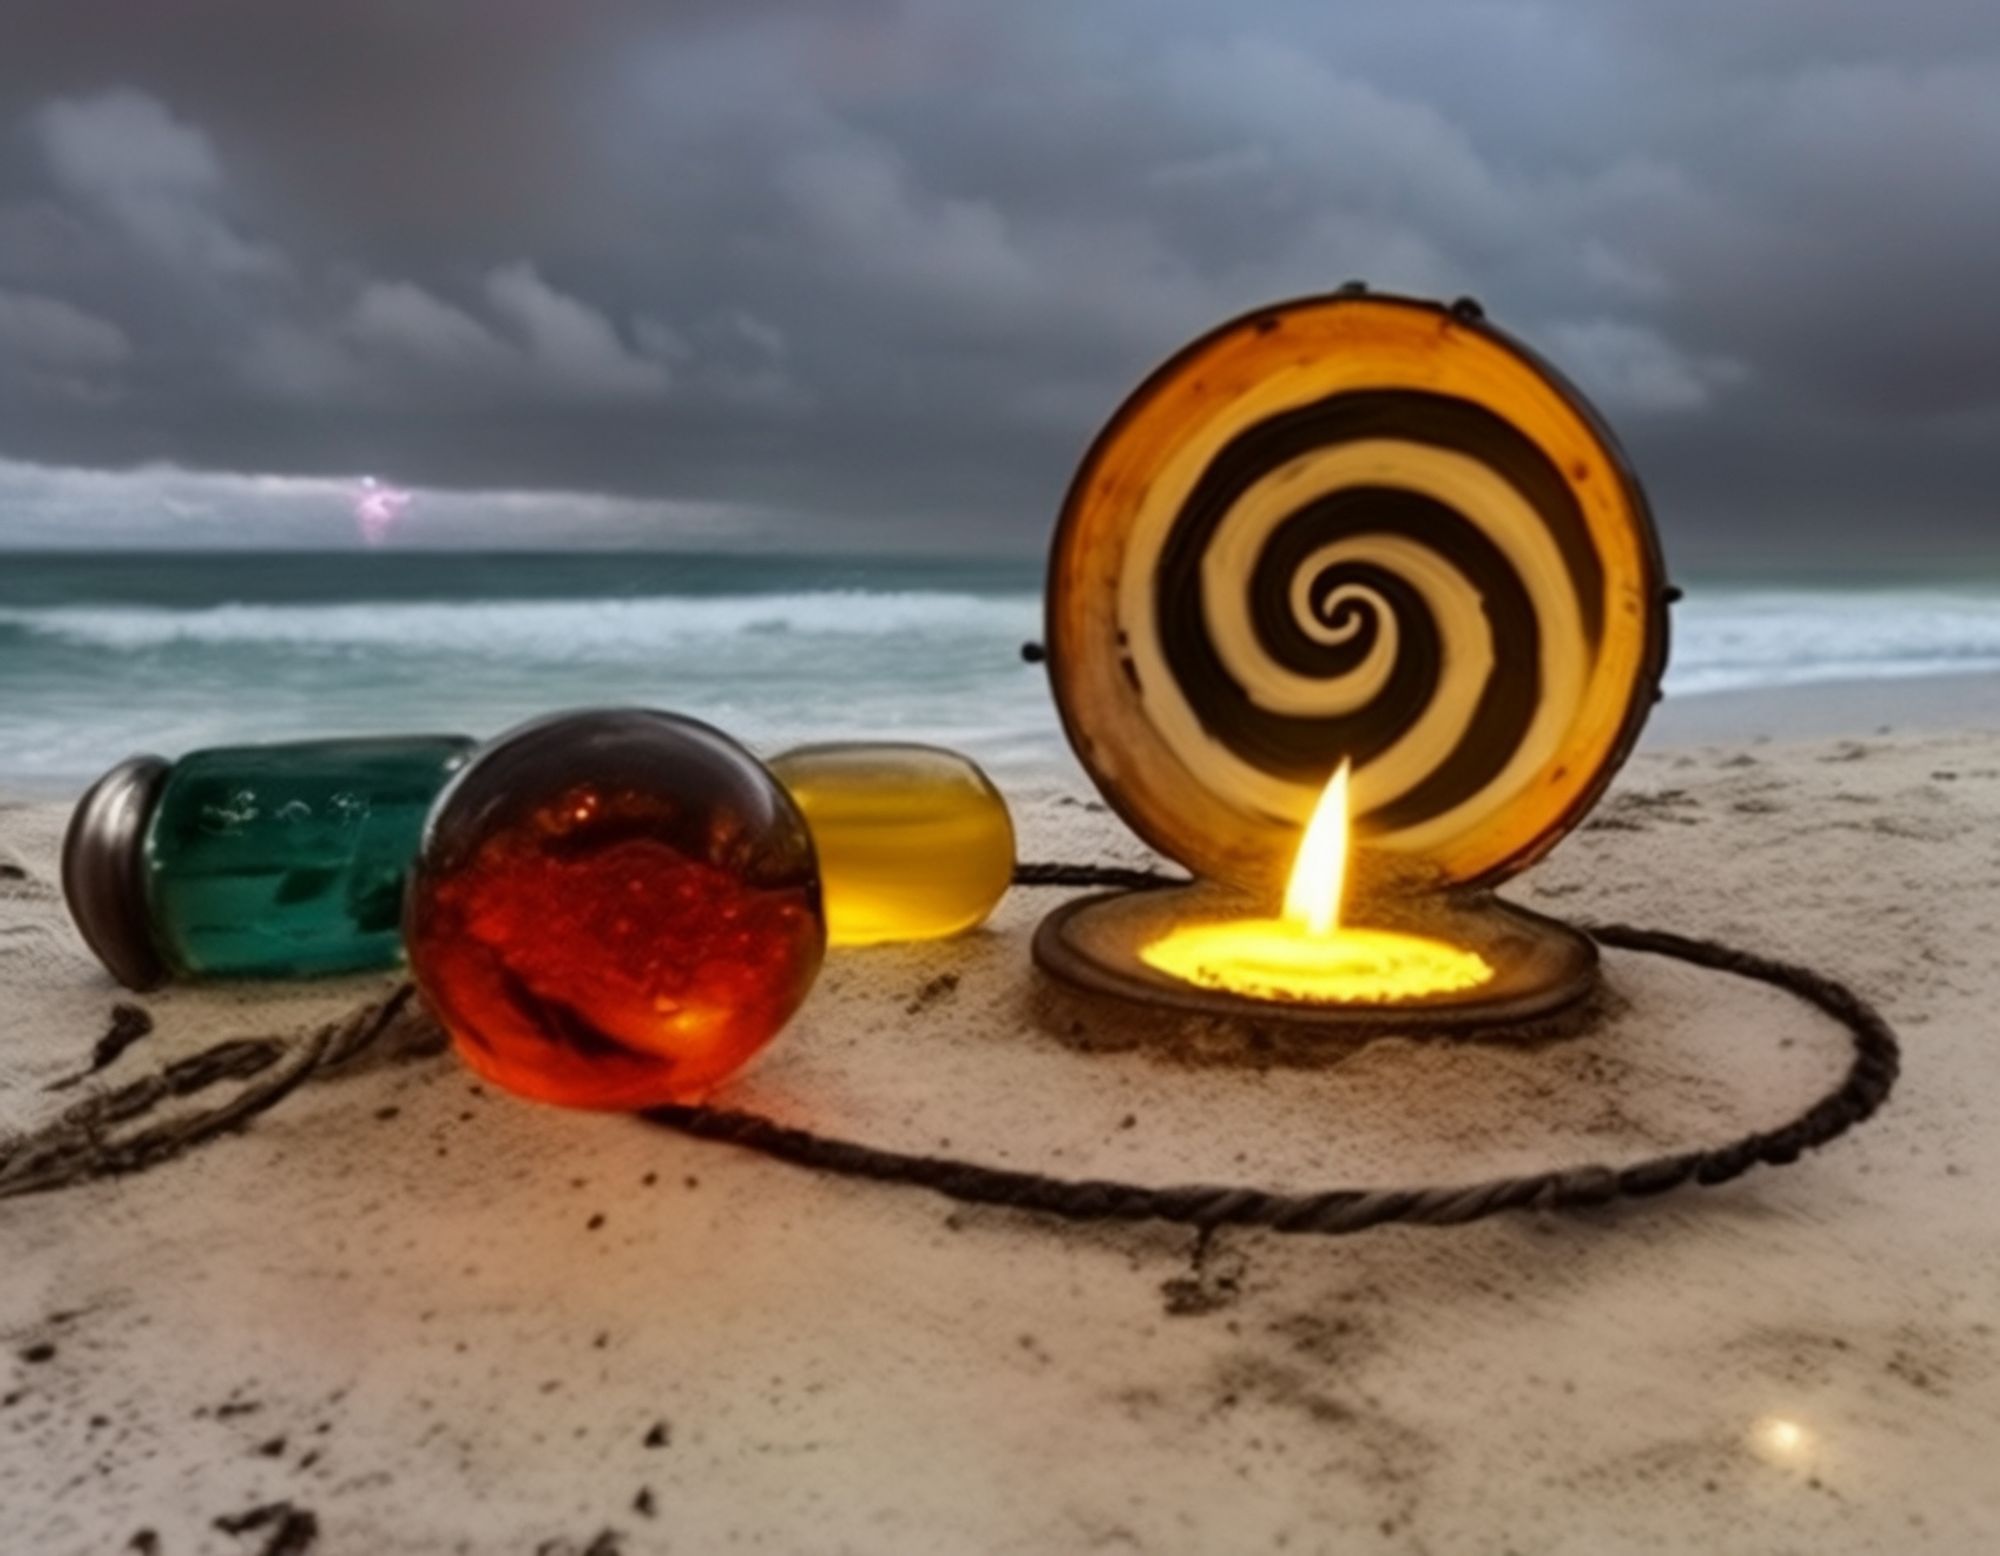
[405,709,826,1109]
[770,742,1015,946]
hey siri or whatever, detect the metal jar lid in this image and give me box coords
[61,754,171,991]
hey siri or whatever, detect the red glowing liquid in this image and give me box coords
[405,712,825,1110]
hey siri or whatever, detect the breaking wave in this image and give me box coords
[0,590,1040,661]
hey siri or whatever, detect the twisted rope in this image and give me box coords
[0,988,416,1199]
[645,911,1900,1234]
[1010,860,1188,892]
[642,869,1902,1235]
[1,867,1899,1234]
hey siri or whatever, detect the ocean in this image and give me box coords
[6,550,2000,789]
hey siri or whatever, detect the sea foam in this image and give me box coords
[0,590,1040,660]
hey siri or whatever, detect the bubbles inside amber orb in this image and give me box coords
[405,709,826,1110]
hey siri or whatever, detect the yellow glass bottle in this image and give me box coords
[769,743,1015,946]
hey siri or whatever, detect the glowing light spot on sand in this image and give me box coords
[1749,1415,1815,1466]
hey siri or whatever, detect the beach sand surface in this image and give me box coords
[2,717,1997,1553]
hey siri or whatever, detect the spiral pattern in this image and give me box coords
[1050,294,1667,890]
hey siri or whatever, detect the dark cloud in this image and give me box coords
[0,0,1995,561]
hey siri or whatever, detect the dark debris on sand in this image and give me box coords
[537,1533,624,1556]
[45,1004,156,1092]
[905,972,961,1015]
[213,1500,319,1555]
[1160,1231,1250,1318]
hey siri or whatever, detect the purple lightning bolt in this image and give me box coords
[352,476,414,546]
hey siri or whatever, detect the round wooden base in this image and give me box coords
[1032,885,1598,1035]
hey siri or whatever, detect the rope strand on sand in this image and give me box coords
[0,988,418,1198]
[0,867,1900,1234]
[643,912,1901,1235]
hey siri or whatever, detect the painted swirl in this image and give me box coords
[1050,293,1667,891]
[1126,387,1604,856]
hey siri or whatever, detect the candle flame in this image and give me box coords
[1137,755,1494,1005]
[1283,761,1350,938]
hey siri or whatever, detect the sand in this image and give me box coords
[3,710,1998,1553]
[1648,668,2000,746]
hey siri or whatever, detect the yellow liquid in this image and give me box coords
[1142,918,1492,1003]
[771,743,1016,946]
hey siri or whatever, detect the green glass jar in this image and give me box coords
[64,735,474,989]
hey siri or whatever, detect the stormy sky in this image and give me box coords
[1,1,1996,564]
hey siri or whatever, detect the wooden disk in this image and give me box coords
[1045,291,1671,895]
[1033,885,1599,1034]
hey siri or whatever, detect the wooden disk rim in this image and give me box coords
[1032,885,1600,1034]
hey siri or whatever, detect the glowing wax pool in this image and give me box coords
[1138,763,1491,1004]
[1141,917,1492,1004]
